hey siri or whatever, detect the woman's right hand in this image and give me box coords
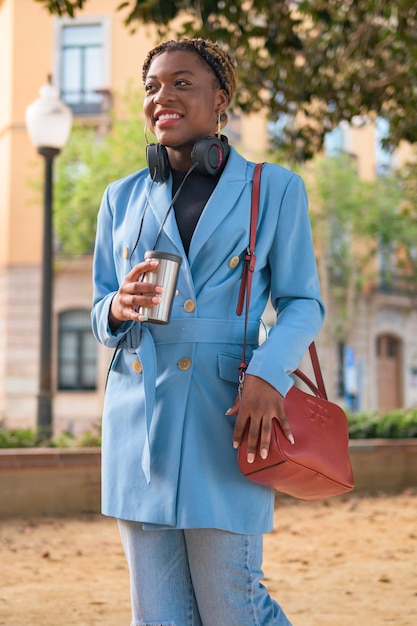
[109,259,163,330]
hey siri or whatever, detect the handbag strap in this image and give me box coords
[236,163,328,401]
[294,342,327,400]
[236,163,263,387]
[236,163,262,318]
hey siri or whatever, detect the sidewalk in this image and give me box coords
[0,490,416,625]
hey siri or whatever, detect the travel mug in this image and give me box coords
[140,250,182,324]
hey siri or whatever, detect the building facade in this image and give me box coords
[321,121,417,414]
[1,0,416,435]
[0,0,268,433]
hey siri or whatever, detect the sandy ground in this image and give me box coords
[0,490,416,626]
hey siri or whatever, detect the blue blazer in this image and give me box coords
[91,147,324,534]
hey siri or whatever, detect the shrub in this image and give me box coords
[0,421,101,448]
[347,411,380,439]
[0,426,40,448]
[76,427,102,448]
[1,410,417,448]
[375,409,417,439]
[347,409,417,439]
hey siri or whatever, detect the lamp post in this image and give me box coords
[25,79,73,437]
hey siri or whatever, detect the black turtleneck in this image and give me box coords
[171,167,223,255]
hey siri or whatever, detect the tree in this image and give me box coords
[54,84,147,256]
[304,154,417,344]
[36,0,417,160]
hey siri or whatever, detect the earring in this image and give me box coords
[144,124,150,145]
[217,112,222,137]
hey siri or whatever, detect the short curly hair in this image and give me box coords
[142,37,237,126]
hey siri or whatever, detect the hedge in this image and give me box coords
[1,409,417,448]
[347,409,417,439]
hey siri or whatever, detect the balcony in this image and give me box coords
[377,272,417,297]
[62,87,112,117]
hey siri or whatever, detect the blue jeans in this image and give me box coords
[118,521,292,626]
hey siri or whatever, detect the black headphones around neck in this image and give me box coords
[146,135,229,183]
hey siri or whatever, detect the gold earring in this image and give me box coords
[217,112,222,137]
[144,124,150,145]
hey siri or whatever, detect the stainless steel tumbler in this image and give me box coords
[140,250,182,324]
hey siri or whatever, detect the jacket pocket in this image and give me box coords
[217,352,243,384]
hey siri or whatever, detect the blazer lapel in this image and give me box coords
[145,176,194,295]
[147,178,184,253]
[188,149,250,267]
[145,149,251,265]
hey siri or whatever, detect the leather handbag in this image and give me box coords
[236,163,354,501]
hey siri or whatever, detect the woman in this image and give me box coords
[92,37,324,626]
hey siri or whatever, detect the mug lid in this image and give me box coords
[144,250,183,264]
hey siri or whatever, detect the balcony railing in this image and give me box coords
[377,272,417,296]
[61,90,104,116]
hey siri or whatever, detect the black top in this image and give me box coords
[171,168,222,255]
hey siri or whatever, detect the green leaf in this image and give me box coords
[54,83,147,257]
[34,0,417,159]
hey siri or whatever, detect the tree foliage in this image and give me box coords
[54,84,147,256]
[36,0,417,160]
[305,154,411,340]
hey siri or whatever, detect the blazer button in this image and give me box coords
[132,359,143,373]
[229,255,240,268]
[184,299,195,313]
[178,357,191,371]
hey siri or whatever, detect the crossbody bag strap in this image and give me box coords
[236,163,328,401]
[236,163,264,391]
[292,343,327,400]
[236,163,263,317]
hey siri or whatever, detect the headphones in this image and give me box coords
[146,135,229,183]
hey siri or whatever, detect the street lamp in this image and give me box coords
[25,78,73,437]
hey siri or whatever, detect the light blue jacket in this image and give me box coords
[91,147,324,534]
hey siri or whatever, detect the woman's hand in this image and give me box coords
[227,374,294,463]
[109,259,163,331]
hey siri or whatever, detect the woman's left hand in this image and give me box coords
[227,374,294,463]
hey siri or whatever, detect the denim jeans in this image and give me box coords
[118,521,292,626]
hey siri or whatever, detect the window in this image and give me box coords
[337,341,345,398]
[377,335,399,358]
[55,17,110,115]
[58,309,97,391]
[324,122,350,156]
[375,117,393,176]
[377,241,396,291]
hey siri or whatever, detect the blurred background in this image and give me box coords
[1,0,417,442]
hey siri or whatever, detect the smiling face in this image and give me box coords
[143,49,229,170]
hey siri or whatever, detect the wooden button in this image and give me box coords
[184,299,195,313]
[132,359,143,373]
[178,358,191,371]
[229,255,239,268]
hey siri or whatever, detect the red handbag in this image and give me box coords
[236,164,354,501]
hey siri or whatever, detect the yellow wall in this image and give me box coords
[350,124,377,182]
[0,1,161,266]
[349,120,414,181]
[1,0,55,264]
[0,0,13,265]
[0,0,269,430]
[2,0,413,269]
[1,0,268,267]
